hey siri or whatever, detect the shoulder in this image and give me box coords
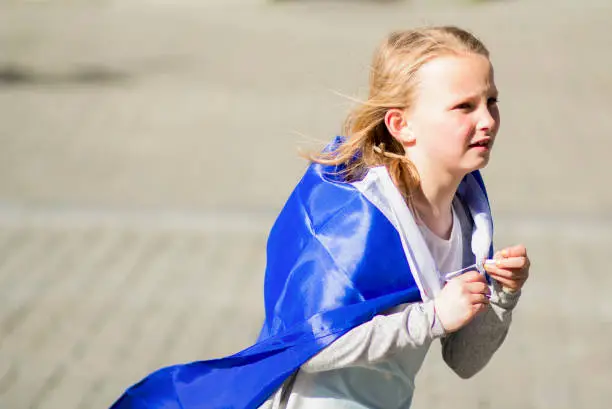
[288,162,368,232]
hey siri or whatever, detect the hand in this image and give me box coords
[434,271,490,333]
[484,244,530,293]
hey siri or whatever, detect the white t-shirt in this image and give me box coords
[417,199,464,282]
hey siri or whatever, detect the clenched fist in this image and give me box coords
[484,244,530,293]
[434,271,490,333]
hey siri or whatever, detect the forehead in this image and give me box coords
[415,54,496,100]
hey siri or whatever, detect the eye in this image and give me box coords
[487,97,499,106]
[454,102,474,111]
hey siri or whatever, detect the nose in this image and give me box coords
[477,105,498,133]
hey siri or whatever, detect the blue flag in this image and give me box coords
[110,138,493,409]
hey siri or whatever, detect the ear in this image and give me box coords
[384,109,415,146]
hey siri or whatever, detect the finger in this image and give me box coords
[484,265,515,278]
[498,244,527,258]
[493,250,503,260]
[492,256,528,269]
[469,293,490,304]
[472,302,489,315]
[487,266,529,283]
[456,271,487,283]
[466,282,491,295]
[491,276,521,291]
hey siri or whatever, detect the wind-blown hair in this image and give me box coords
[310,26,489,203]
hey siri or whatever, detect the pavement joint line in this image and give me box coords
[0,204,610,237]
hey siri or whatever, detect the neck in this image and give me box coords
[412,163,464,239]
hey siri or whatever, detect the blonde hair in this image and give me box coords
[310,26,489,204]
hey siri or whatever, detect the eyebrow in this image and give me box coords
[454,89,499,100]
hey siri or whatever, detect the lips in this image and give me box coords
[469,139,492,148]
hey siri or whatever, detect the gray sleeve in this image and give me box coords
[300,300,446,373]
[440,280,521,378]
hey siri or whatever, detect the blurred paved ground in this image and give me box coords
[0,1,611,408]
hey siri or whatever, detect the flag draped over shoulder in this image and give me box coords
[110,137,494,409]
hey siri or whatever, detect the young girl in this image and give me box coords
[110,26,530,409]
[258,25,531,409]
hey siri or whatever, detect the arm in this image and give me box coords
[301,300,445,373]
[440,280,521,378]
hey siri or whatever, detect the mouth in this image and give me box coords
[468,139,492,150]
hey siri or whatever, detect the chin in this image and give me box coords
[462,157,490,174]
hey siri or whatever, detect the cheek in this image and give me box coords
[455,121,476,142]
[438,117,475,147]
[414,113,474,156]
[492,109,501,133]
[422,114,465,139]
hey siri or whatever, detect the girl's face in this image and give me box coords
[407,53,500,177]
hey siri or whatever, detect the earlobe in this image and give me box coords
[399,125,415,144]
